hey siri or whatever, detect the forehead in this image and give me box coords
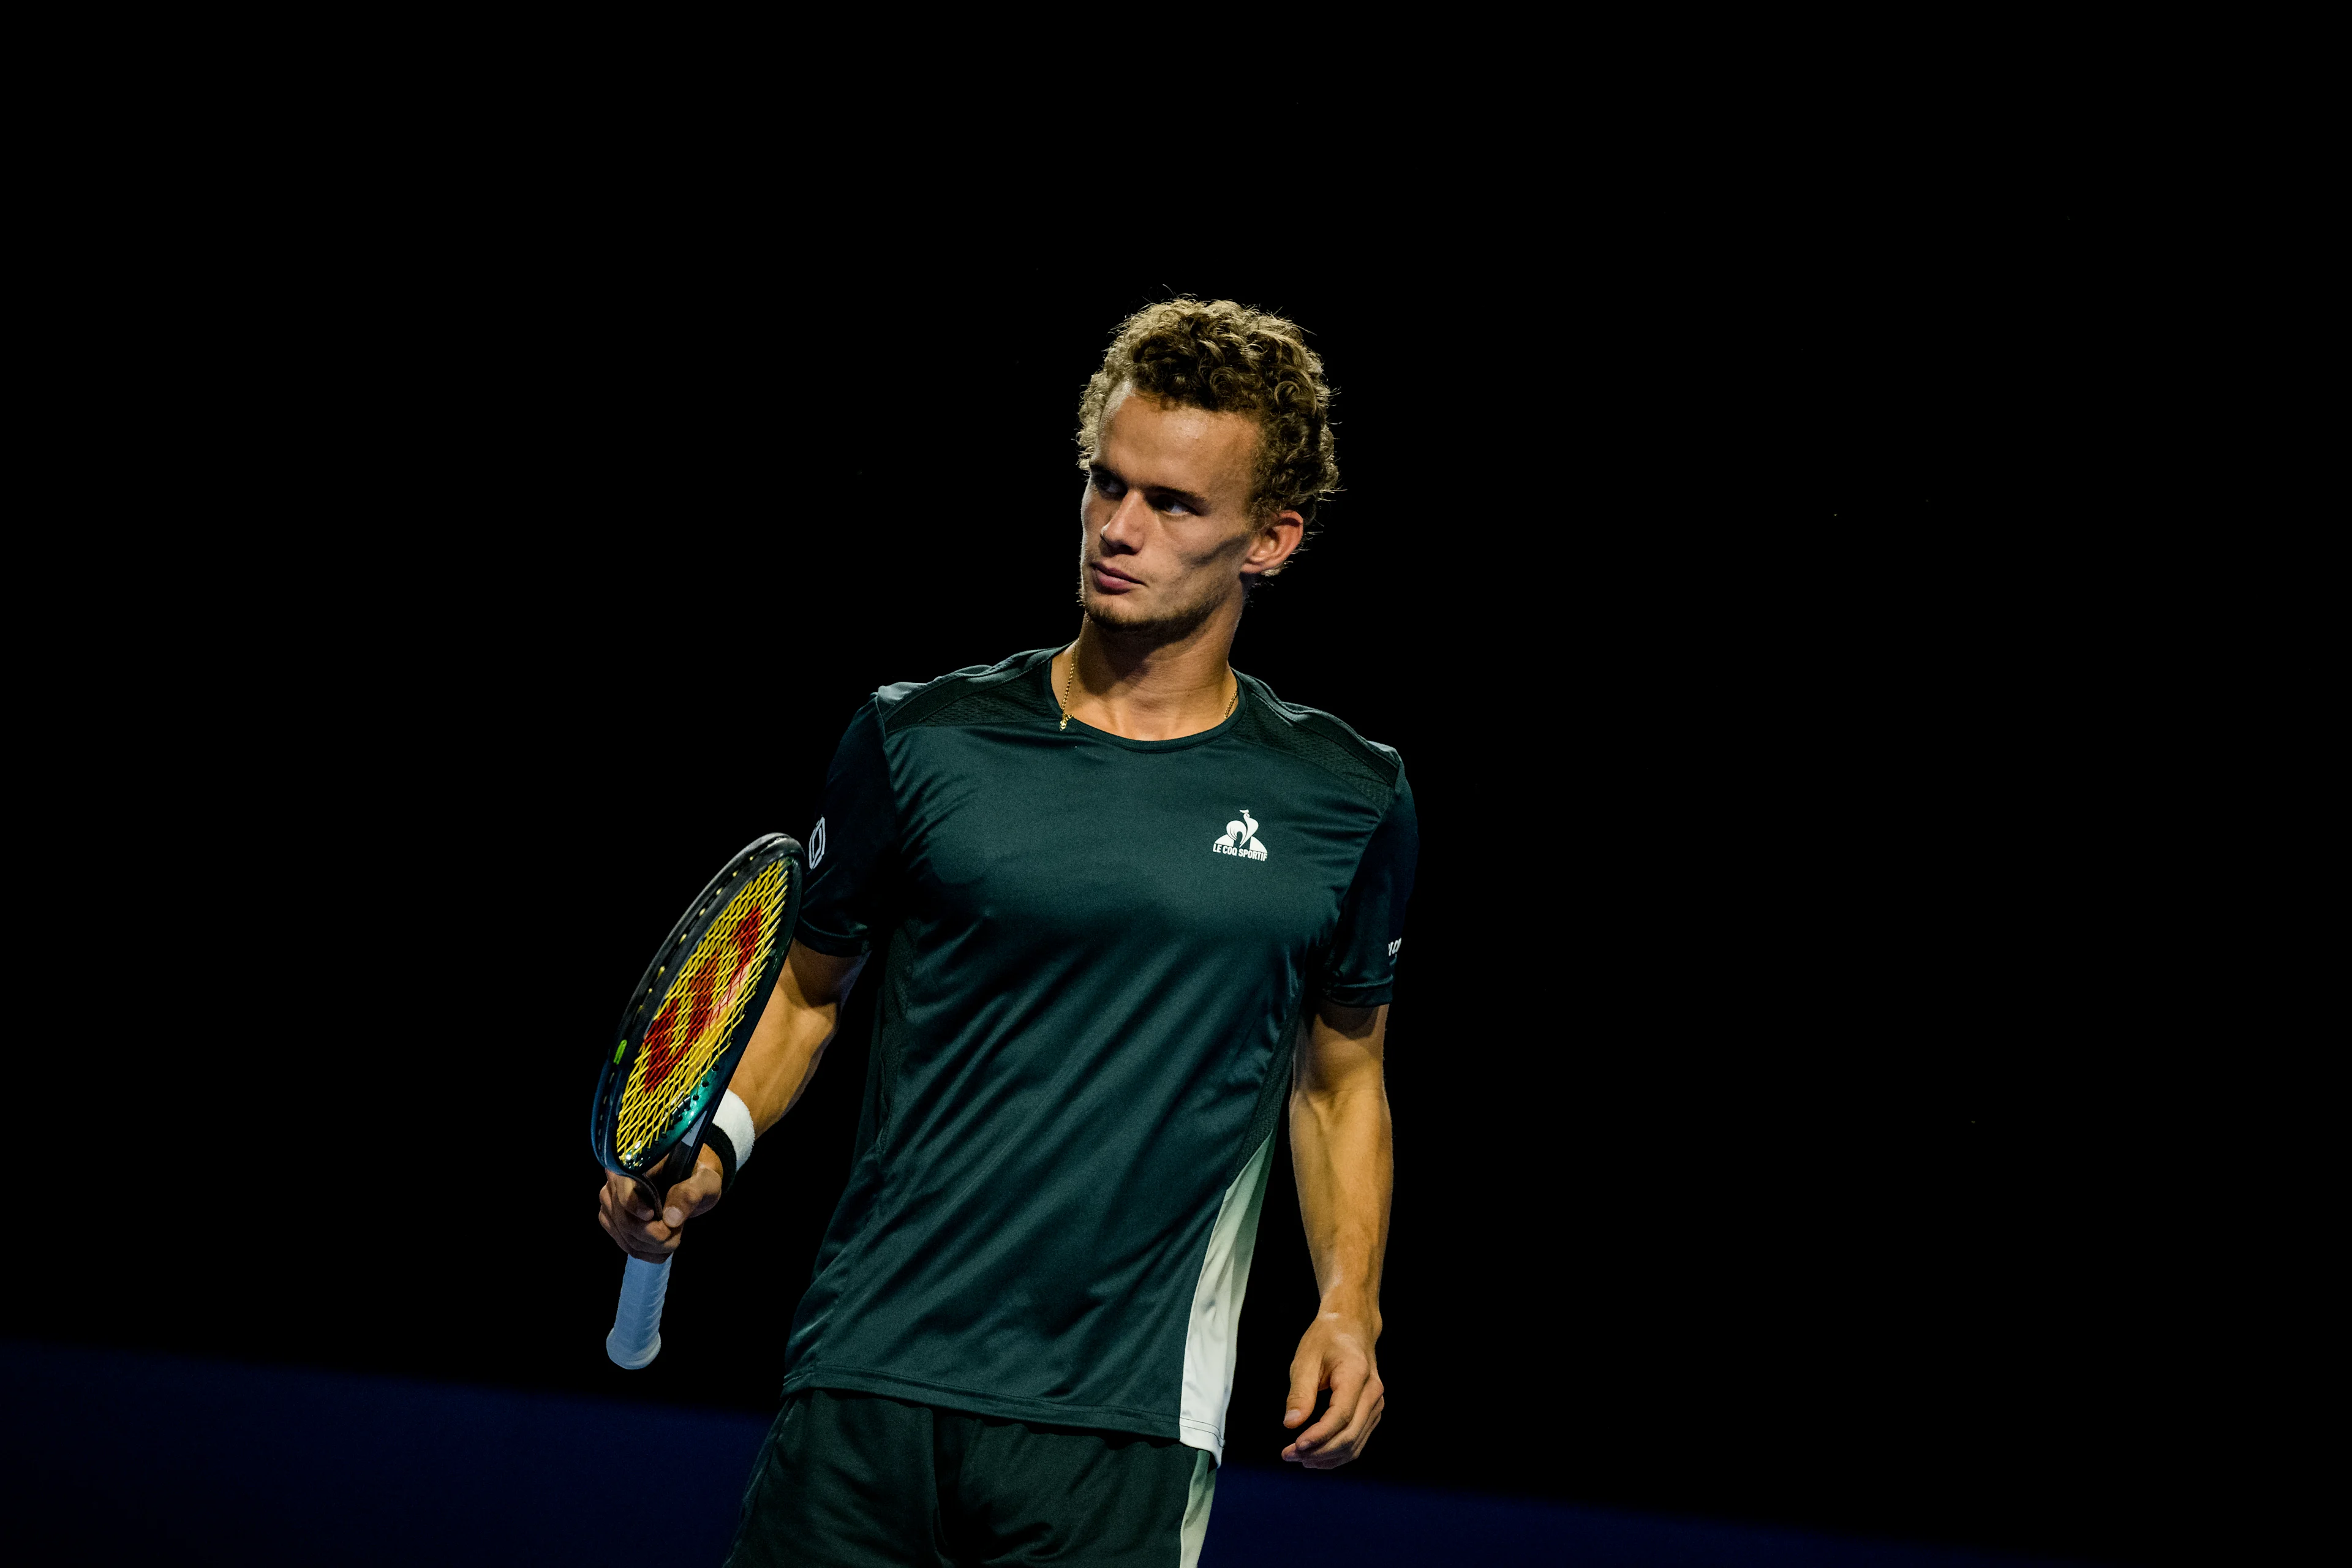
[1098,385,1260,495]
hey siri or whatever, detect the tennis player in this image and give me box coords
[597,299,1415,1567]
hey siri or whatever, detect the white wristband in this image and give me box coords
[713,1090,756,1174]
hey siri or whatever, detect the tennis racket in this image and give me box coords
[590,833,802,1368]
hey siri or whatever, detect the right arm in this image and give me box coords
[595,939,864,1261]
[719,940,865,1137]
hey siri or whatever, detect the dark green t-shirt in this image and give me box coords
[781,647,1417,1458]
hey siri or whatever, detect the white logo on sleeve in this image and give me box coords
[809,816,827,869]
[1388,938,1403,957]
[1210,808,1267,862]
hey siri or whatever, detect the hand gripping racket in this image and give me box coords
[591,833,802,1368]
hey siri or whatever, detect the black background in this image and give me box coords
[21,163,2244,1568]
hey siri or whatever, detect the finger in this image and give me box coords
[598,1204,670,1262]
[611,1177,658,1220]
[599,1186,681,1248]
[1283,1354,1325,1431]
[598,1198,663,1251]
[1289,1361,1368,1457]
[1354,1400,1385,1457]
[614,1208,675,1257]
[599,1187,654,1239]
[1305,1380,1384,1469]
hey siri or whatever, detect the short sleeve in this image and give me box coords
[1319,771,1419,1007]
[794,699,900,956]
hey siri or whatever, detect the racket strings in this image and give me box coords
[614,858,791,1166]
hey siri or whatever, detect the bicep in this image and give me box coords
[732,940,861,1130]
[780,940,863,1012]
[1296,1000,1387,1097]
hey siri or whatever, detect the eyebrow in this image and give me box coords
[1091,461,1213,514]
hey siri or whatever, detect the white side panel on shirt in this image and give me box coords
[1177,1132,1275,1461]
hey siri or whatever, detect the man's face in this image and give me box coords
[1079,385,1295,638]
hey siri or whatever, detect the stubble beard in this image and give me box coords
[1074,549,1231,650]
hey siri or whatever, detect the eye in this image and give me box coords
[1091,468,1125,498]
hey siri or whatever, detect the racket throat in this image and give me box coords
[631,1128,706,1213]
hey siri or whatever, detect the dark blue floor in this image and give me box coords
[2,1341,2083,1566]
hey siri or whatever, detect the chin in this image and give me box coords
[1083,587,1149,625]
[1082,576,1174,623]
[1083,584,1223,643]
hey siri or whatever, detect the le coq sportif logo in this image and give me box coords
[1212,809,1267,862]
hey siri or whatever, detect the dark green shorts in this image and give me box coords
[723,1388,1216,1567]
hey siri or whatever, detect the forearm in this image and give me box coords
[725,942,861,1133]
[1290,1020,1392,1332]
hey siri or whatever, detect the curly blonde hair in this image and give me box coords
[1076,298,1340,561]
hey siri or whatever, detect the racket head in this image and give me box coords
[590,833,802,1185]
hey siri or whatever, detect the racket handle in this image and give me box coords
[606,1254,672,1369]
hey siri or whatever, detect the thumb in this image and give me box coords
[662,1159,723,1227]
[1284,1354,1325,1431]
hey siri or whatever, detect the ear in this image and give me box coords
[1239,508,1307,581]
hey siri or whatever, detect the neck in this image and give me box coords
[1061,601,1238,742]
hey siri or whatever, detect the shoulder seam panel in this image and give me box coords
[880,654,1048,735]
[1241,677,1403,793]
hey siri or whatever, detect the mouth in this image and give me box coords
[1088,561,1143,592]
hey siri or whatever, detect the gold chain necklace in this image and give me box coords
[1059,648,1237,732]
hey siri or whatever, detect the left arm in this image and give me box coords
[1281,998,1393,1468]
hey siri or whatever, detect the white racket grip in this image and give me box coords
[606,1254,672,1369]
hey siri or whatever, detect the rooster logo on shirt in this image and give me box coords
[1212,809,1268,861]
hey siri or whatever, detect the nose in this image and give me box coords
[1099,487,1151,555]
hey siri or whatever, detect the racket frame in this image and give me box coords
[589,832,803,1205]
